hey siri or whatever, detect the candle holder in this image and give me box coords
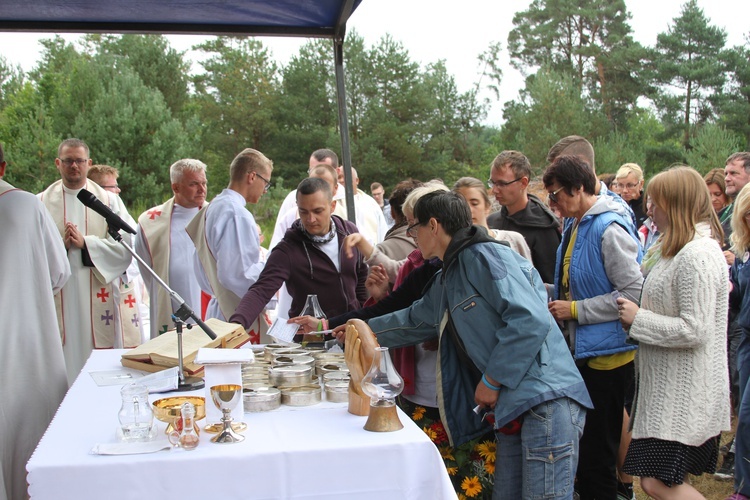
[361,346,404,432]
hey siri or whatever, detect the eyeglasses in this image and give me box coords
[619,182,640,190]
[487,177,523,189]
[254,172,271,193]
[59,158,88,167]
[548,186,565,203]
[406,221,422,238]
[100,184,120,191]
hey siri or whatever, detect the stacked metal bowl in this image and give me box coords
[241,344,351,410]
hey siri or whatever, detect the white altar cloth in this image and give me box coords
[27,350,457,500]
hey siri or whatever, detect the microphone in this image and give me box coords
[76,189,136,235]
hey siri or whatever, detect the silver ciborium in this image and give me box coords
[209,384,245,444]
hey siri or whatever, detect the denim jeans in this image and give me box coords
[735,333,750,496]
[494,397,586,499]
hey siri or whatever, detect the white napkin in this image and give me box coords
[90,442,171,455]
[139,367,180,393]
[194,347,254,365]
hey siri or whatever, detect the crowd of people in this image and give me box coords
[1,136,749,500]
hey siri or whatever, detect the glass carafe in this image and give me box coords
[169,401,199,450]
[300,294,327,342]
[118,382,153,442]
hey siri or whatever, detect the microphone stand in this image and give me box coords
[106,225,216,391]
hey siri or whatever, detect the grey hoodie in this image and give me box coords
[562,194,644,344]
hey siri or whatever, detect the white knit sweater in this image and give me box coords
[629,231,731,446]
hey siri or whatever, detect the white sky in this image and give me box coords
[0,0,748,126]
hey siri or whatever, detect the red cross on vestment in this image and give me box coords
[96,288,110,302]
[124,294,136,308]
[147,209,162,220]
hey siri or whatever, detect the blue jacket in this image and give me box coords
[368,226,592,447]
[555,197,643,359]
[730,253,750,335]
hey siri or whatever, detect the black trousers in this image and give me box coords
[575,360,635,500]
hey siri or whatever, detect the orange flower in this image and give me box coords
[438,445,455,461]
[476,440,496,462]
[412,406,426,420]
[461,476,482,498]
[484,461,495,475]
[447,466,458,476]
[423,426,437,441]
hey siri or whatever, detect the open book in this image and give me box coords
[121,319,250,376]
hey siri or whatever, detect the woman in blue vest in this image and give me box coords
[544,155,644,500]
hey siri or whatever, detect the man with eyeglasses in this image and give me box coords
[87,164,146,345]
[186,148,274,343]
[363,191,592,500]
[487,150,561,283]
[135,159,208,339]
[39,138,134,383]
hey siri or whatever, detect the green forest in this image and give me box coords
[0,0,748,235]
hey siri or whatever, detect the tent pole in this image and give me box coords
[333,35,356,223]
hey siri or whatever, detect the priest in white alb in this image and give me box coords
[186,148,272,343]
[135,158,208,338]
[39,138,134,383]
[0,145,70,500]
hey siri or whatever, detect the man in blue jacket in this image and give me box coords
[366,191,592,500]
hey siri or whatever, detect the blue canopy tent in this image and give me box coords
[0,0,363,220]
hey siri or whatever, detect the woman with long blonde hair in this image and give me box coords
[726,183,750,500]
[618,166,730,500]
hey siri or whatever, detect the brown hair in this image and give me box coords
[87,164,119,185]
[310,148,339,168]
[704,168,727,195]
[490,150,531,179]
[58,138,89,157]
[229,148,273,183]
[546,135,595,172]
[452,176,492,208]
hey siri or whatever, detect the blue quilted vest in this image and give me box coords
[555,211,643,359]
